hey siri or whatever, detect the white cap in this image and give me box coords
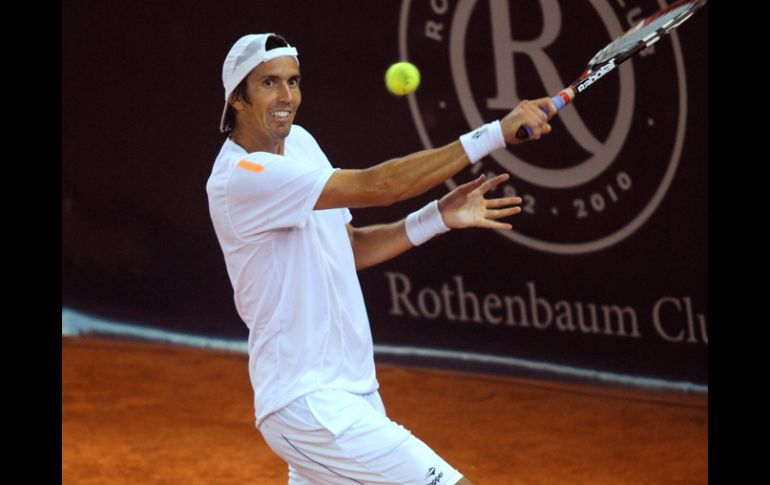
[220,33,299,132]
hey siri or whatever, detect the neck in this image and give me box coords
[230,130,285,155]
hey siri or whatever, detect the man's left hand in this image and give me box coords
[437,174,522,230]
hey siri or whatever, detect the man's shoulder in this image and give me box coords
[288,124,314,144]
[288,124,329,158]
[214,138,245,163]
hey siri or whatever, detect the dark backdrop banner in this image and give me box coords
[62,0,708,385]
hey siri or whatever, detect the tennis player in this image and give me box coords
[206,33,555,485]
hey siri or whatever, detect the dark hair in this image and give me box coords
[224,34,291,135]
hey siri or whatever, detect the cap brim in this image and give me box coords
[219,100,229,133]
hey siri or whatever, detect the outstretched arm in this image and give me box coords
[348,174,519,270]
[346,221,411,271]
[315,97,555,211]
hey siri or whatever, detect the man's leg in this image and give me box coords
[287,464,313,485]
[260,390,467,485]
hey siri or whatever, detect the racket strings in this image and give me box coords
[588,0,704,67]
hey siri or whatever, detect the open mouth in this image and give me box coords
[271,110,291,120]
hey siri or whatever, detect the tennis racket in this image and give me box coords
[517,0,708,140]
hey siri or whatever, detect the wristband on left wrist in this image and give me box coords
[405,200,450,246]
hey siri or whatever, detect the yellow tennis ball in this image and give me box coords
[385,61,421,96]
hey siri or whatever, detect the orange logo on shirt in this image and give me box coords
[237,160,265,172]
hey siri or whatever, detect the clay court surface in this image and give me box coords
[62,337,707,484]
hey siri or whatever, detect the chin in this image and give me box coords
[275,126,292,139]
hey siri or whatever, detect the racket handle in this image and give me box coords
[515,92,570,141]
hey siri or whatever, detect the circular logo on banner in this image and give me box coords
[399,0,689,254]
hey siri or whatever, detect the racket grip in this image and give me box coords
[515,93,568,141]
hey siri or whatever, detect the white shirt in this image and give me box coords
[206,125,378,425]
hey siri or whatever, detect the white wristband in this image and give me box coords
[459,120,506,164]
[405,200,450,246]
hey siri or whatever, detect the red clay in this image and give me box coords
[62,337,707,484]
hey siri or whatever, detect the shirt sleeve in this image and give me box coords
[226,152,335,239]
[290,126,353,226]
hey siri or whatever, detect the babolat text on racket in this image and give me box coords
[517,0,708,140]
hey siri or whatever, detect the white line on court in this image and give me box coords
[61,307,707,394]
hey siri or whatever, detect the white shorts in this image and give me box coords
[258,389,464,485]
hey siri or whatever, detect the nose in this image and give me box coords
[277,82,293,103]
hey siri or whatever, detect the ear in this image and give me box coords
[229,93,245,112]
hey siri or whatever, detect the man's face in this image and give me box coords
[237,56,301,143]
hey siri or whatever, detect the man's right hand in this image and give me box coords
[500,97,557,145]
